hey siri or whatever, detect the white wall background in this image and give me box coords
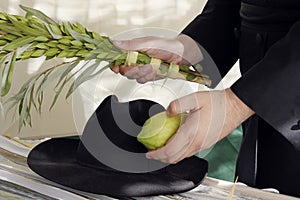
[0,0,240,139]
[1,0,207,35]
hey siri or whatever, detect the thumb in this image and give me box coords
[112,38,149,51]
[112,40,133,51]
[166,93,203,116]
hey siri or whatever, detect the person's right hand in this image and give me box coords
[111,35,203,83]
[146,88,255,164]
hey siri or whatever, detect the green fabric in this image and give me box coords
[195,125,243,182]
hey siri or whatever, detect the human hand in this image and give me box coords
[111,35,203,83]
[146,88,254,164]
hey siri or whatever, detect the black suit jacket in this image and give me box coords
[182,0,300,197]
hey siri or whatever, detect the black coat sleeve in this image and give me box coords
[231,21,300,150]
[181,0,241,77]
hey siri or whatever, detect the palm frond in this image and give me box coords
[0,5,211,130]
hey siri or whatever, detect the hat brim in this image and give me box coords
[27,95,208,197]
[28,138,208,197]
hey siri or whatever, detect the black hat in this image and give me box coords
[27,95,208,198]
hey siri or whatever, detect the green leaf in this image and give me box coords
[137,52,151,64]
[0,40,8,47]
[5,90,26,116]
[74,22,86,34]
[29,82,37,111]
[1,51,17,96]
[5,72,40,129]
[65,62,98,98]
[66,62,110,99]
[63,60,92,83]
[31,49,46,57]
[44,23,62,40]
[35,65,67,97]
[20,5,58,25]
[49,24,62,35]
[28,21,51,36]
[64,22,100,45]
[54,61,80,88]
[34,36,49,42]
[179,65,190,72]
[2,36,35,51]
[114,59,125,66]
[186,73,196,81]
[37,90,43,114]
[159,64,169,74]
[0,12,7,20]
[34,43,48,49]
[193,63,203,73]
[49,61,80,110]
[7,15,47,37]
[49,75,67,110]
[0,24,23,37]
[2,34,17,41]
[18,81,35,130]
[0,53,11,68]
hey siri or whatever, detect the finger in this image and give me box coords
[137,70,157,84]
[173,107,220,164]
[110,65,120,74]
[112,37,184,63]
[146,117,194,163]
[123,64,153,79]
[171,135,198,163]
[172,150,195,164]
[146,138,190,164]
[123,67,139,79]
[119,65,137,75]
[136,65,154,77]
[166,92,204,116]
[164,111,203,163]
[111,40,133,51]
[112,38,152,52]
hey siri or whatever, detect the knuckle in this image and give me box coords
[139,66,151,75]
[167,100,180,115]
[144,72,156,81]
[127,40,137,50]
[170,54,183,64]
[163,149,174,160]
[137,77,146,84]
[169,159,179,164]
[187,129,198,141]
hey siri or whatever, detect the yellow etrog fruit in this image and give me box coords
[137,111,184,150]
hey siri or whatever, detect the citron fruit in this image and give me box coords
[137,111,184,150]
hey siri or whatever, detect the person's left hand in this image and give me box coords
[146,88,254,164]
[110,35,203,83]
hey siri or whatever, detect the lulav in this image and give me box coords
[0,5,211,130]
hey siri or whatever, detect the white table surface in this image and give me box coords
[0,136,298,200]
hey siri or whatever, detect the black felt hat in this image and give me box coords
[27,95,208,198]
